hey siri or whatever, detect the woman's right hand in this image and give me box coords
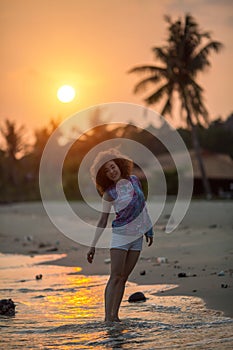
[87,247,95,264]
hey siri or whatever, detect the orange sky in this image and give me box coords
[1,0,232,132]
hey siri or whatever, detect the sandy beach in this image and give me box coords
[0,200,232,320]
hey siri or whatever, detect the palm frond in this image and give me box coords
[152,47,168,64]
[191,41,223,72]
[128,65,166,75]
[128,13,223,130]
[164,14,172,25]
[134,75,163,94]
[185,85,209,125]
[185,13,198,31]
[161,97,172,116]
[187,78,203,92]
[160,83,174,116]
[145,83,170,105]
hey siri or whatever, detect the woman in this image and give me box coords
[87,148,154,323]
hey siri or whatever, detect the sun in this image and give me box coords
[57,85,76,103]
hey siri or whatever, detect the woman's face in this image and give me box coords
[104,160,122,183]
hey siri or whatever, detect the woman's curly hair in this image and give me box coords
[90,148,133,196]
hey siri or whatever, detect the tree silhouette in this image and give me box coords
[0,119,27,160]
[129,14,223,198]
[0,119,29,186]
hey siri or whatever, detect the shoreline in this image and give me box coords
[0,200,232,318]
[40,247,233,319]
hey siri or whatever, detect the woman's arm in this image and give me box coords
[87,192,112,263]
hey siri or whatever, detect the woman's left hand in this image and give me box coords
[87,247,95,263]
[145,235,153,247]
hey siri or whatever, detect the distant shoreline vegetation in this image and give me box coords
[0,114,232,203]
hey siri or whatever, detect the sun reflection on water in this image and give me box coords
[1,254,233,350]
[46,275,104,320]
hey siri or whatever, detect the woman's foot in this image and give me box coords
[104,316,121,323]
[112,316,121,322]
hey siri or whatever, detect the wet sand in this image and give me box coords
[1,253,233,349]
[0,200,232,318]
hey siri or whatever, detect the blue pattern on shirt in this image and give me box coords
[106,175,153,237]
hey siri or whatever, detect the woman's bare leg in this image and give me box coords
[111,250,140,321]
[104,249,127,322]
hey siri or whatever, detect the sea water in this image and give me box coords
[0,253,233,350]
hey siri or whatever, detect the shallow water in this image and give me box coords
[0,254,233,350]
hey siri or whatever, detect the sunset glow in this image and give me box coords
[1,1,232,130]
[57,85,76,103]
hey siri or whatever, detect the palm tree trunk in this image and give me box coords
[191,124,212,199]
[184,102,212,199]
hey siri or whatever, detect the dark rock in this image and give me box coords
[209,224,217,229]
[128,292,146,303]
[178,272,187,278]
[36,274,43,280]
[46,247,58,252]
[0,299,16,316]
[140,270,146,276]
[218,271,225,276]
[174,265,181,269]
[221,284,228,288]
[38,243,48,248]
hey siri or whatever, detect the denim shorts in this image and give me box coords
[110,236,143,251]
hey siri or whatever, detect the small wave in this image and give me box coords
[17,288,55,293]
[18,288,34,293]
[185,336,233,348]
[0,288,13,292]
[17,287,79,293]
[14,316,233,337]
[50,287,77,292]
[150,304,181,313]
[17,288,56,293]
[16,322,102,334]
[172,317,233,330]
[15,319,156,335]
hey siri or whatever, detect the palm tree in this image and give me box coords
[0,119,28,185]
[128,14,223,198]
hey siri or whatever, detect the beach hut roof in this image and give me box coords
[156,150,233,179]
